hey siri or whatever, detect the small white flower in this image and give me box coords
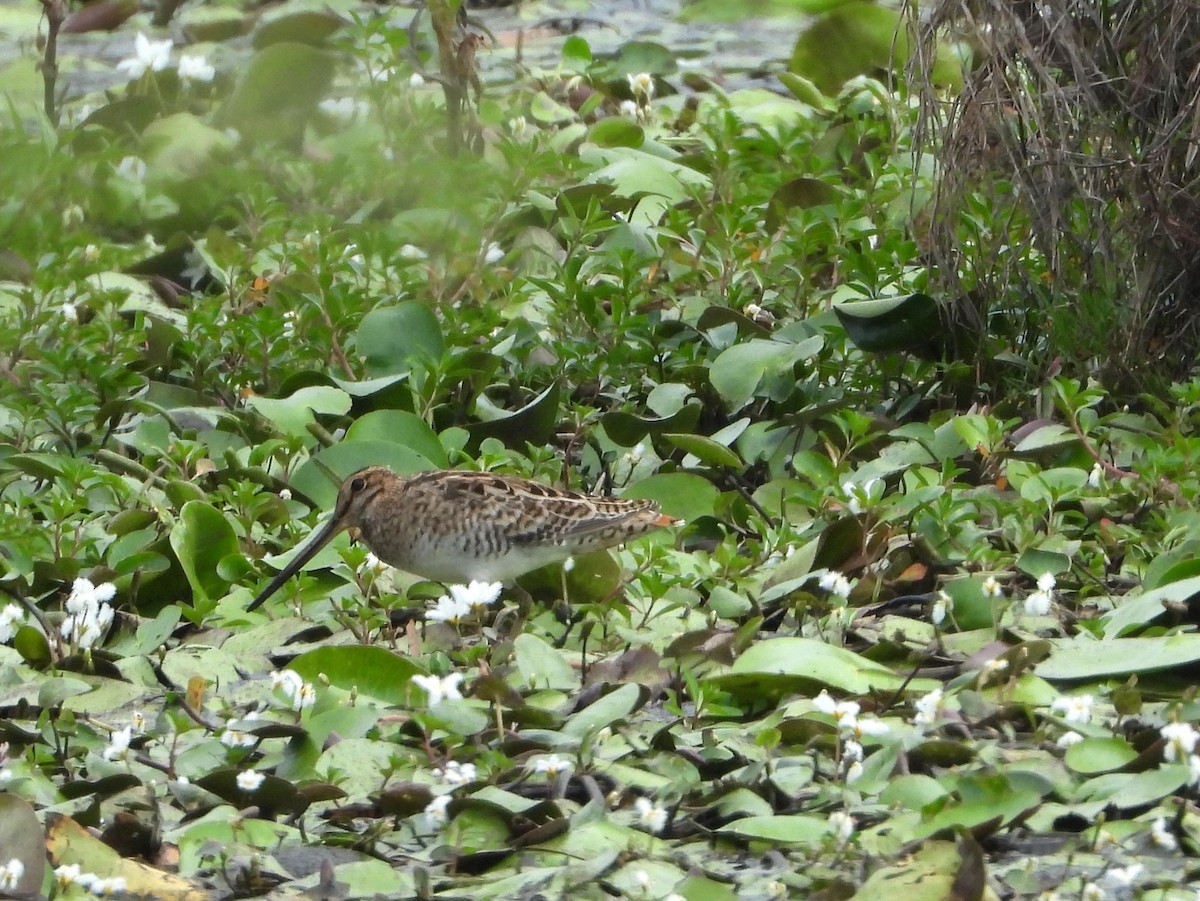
[359,552,387,577]
[0,858,24,891]
[930,591,949,625]
[744,303,762,318]
[177,53,215,83]
[83,243,100,263]
[1161,721,1198,761]
[0,603,24,643]
[813,691,859,732]
[424,793,452,826]
[845,759,864,783]
[1150,816,1177,850]
[292,681,316,710]
[399,244,428,261]
[103,726,133,761]
[1036,572,1057,593]
[1056,730,1084,748]
[627,72,655,102]
[449,580,503,610]
[54,864,83,887]
[279,488,292,501]
[562,556,575,572]
[982,576,1003,598]
[1188,753,1200,786]
[482,242,505,264]
[271,669,303,695]
[912,688,944,729]
[842,739,863,763]
[62,204,85,227]
[92,876,127,895]
[433,760,476,785]
[1081,882,1104,901]
[634,796,667,833]
[426,594,471,624]
[852,718,890,739]
[828,810,854,844]
[412,672,464,706]
[618,99,638,117]
[236,769,265,792]
[1023,590,1052,616]
[508,115,528,138]
[116,32,173,79]
[409,72,426,88]
[1087,463,1103,488]
[115,155,147,183]
[530,754,573,778]
[817,570,852,599]
[61,302,79,323]
[1101,863,1142,888]
[220,729,255,748]
[1056,695,1094,724]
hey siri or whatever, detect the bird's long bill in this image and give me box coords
[246,515,346,611]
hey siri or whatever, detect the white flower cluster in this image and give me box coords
[1024,571,1057,616]
[62,578,116,649]
[911,688,945,731]
[432,760,476,785]
[528,754,573,779]
[814,690,889,783]
[271,669,316,710]
[0,859,23,891]
[115,32,214,83]
[412,672,463,706]
[54,864,126,896]
[634,796,667,834]
[426,580,503,624]
[817,570,852,599]
[0,603,23,643]
[1160,721,1200,786]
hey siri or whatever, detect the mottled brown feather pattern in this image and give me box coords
[247,466,673,610]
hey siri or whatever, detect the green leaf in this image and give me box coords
[356,302,445,378]
[289,646,425,707]
[622,472,719,523]
[587,118,645,148]
[514,634,579,691]
[708,337,822,409]
[245,385,352,439]
[718,637,934,694]
[562,34,592,71]
[1037,634,1200,680]
[467,383,561,452]
[833,293,942,355]
[716,814,828,844]
[662,433,744,468]
[345,410,448,467]
[217,42,336,145]
[169,502,239,605]
[602,402,701,447]
[1063,737,1138,775]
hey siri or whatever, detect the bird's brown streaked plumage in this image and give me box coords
[247,466,675,611]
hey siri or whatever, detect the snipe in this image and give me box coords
[247,466,674,610]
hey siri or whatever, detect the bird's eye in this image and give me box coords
[351,477,367,492]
